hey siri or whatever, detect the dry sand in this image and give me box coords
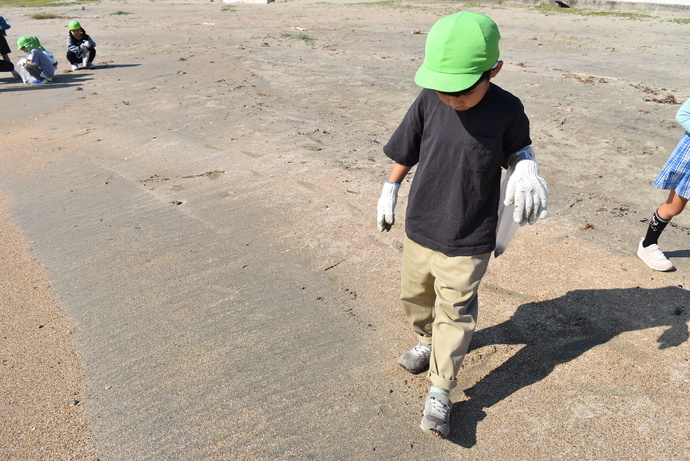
[1,0,689,458]
[0,192,98,460]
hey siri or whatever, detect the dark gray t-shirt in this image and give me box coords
[383,85,531,257]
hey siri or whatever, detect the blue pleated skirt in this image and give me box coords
[653,132,690,199]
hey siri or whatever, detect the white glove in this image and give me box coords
[504,146,548,225]
[377,181,400,232]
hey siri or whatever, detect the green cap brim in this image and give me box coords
[414,65,484,93]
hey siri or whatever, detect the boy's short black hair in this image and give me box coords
[438,69,492,97]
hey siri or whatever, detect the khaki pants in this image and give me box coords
[401,237,490,390]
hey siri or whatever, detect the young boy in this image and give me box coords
[376,11,548,437]
[17,35,56,84]
[66,20,96,71]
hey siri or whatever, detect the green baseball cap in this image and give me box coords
[17,36,30,50]
[414,11,500,93]
[17,35,42,51]
[69,20,82,30]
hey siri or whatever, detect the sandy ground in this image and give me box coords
[1,0,690,459]
[0,192,98,460]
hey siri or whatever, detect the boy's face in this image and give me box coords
[436,80,491,112]
[436,61,503,112]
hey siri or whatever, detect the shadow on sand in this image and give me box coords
[665,249,690,259]
[0,63,141,92]
[0,72,93,92]
[448,286,689,448]
[93,63,140,69]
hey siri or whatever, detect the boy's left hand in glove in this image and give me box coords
[504,146,548,225]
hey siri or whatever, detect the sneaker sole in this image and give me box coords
[398,362,428,375]
[420,422,448,438]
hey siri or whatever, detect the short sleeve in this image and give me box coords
[676,99,690,133]
[383,92,427,167]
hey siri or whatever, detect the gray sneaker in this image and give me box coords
[398,342,431,374]
[420,391,451,437]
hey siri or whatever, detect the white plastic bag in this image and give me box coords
[16,58,31,83]
[494,167,520,258]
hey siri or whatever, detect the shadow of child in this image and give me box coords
[448,286,689,447]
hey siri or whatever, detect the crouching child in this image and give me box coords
[66,20,96,70]
[17,36,57,84]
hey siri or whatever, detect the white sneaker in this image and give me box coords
[71,64,79,71]
[637,239,674,271]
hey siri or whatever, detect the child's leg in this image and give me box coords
[639,190,687,271]
[427,252,490,391]
[416,251,490,437]
[398,237,437,374]
[23,63,42,79]
[400,237,437,343]
[66,50,80,65]
[643,191,688,247]
[658,190,688,220]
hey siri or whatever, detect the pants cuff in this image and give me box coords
[428,372,457,391]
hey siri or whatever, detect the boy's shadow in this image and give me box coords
[448,286,689,447]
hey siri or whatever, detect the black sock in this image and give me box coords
[642,209,670,247]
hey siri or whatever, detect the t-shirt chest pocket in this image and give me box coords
[455,135,502,173]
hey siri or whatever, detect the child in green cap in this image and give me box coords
[376,11,548,438]
[17,35,57,84]
[66,20,96,70]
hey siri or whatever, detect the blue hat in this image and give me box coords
[0,17,11,30]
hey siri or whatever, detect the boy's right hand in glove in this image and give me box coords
[377,181,400,232]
